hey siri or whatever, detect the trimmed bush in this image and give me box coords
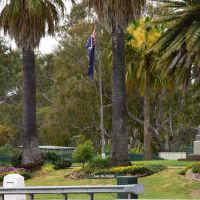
[144,164,167,174]
[86,156,110,172]
[88,164,167,176]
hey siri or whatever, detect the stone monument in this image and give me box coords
[3,174,26,200]
[193,126,200,154]
[186,126,200,161]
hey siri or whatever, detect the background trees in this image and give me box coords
[0,0,199,165]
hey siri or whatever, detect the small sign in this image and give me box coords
[86,174,119,179]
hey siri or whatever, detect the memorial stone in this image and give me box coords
[194,126,200,155]
[3,174,26,200]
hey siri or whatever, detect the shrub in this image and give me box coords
[86,156,110,172]
[42,152,72,169]
[144,164,167,174]
[54,159,72,170]
[0,144,16,156]
[0,166,32,181]
[11,151,22,167]
[42,152,60,163]
[40,163,55,175]
[129,144,143,154]
[88,164,167,176]
[73,141,95,168]
[178,167,188,175]
[191,163,200,173]
[20,172,33,180]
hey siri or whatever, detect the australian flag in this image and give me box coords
[85,29,96,79]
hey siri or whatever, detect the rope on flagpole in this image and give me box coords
[95,26,106,159]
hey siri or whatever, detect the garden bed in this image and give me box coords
[179,162,200,182]
[65,164,167,180]
[0,165,33,182]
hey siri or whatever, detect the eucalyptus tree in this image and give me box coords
[0,0,64,167]
[88,0,145,166]
[126,17,162,159]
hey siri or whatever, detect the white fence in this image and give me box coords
[159,152,186,160]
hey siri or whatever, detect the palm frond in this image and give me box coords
[88,0,146,32]
[0,0,65,49]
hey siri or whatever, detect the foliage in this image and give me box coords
[42,152,60,163]
[73,141,95,168]
[127,17,161,50]
[133,160,196,167]
[20,171,33,180]
[150,0,200,87]
[88,0,145,32]
[178,167,188,175]
[40,163,55,175]
[87,164,166,175]
[11,151,22,168]
[42,152,72,169]
[53,159,72,170]
[0,0,64,49]
[0,144,16,156]
[129,144,143,154]
[144,164,167,174]
[86,156,110,172]
[0,166,32,181]
[0,125,15,145]
[191,163,200,174]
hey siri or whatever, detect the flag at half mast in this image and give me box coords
[85,28,96,79]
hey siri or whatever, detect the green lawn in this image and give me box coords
[26,169,116,199]
[139,168,200,199]
[132,160,196,167]
[25,163,200,199]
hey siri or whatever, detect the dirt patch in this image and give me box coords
[64,170,85,180]
[190,190,200,198]
[186,170,200,182]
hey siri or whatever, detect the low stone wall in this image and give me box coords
[159,152,186,160]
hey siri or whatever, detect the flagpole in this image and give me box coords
[96,28,106,159]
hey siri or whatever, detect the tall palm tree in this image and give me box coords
[88,0,145,166]
[126,17,162,160]
[0,0,64,167]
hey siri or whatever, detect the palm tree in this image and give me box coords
[150,0,200,86]
[0,0,64,167]
[126,17,162,160]
[88,0,145,166]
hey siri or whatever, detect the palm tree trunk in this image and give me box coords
[111,30,129,166]
[22,47,42,167]
[143,68,152,160]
